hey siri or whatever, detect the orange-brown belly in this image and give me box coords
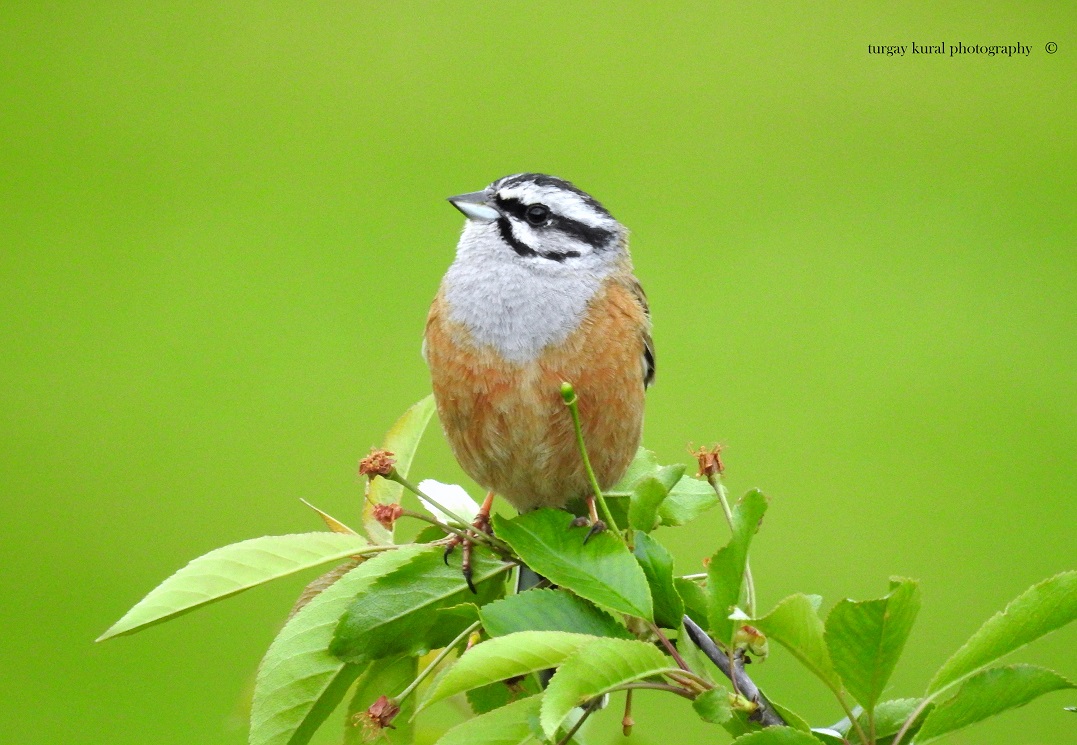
[424,279,647,512]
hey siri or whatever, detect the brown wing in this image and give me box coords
[627,278,656,388]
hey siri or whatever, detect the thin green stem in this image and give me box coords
[655,666,712,693]
[890,684,953,745]
[555,695,603,745]
[560,382,620,535]
[836,692,871,745]
[394,620,480,705]
[396,508,474,543]
[608,681,696,700]
[706,473,756,617]
[650,622,691,673]
[891,664,995,745]
[389,473,508,552]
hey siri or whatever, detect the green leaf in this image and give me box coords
[658,475,720,526]
[676,577,709,631]
[330,547,510,663]
[752,594,841,693]
[707,490,768,643]
[853,698,927,742]
[728,727,823,744]
[628,476,669,531]
[363,394,436,544]
[480,588,632,639]
[633,532,684,629]
[493,509,653,620]
[693,687,733,723]
[917,664,1076,744]
[249,547,423,745]
[97,532,371,641]
[927,570,1077,694]
[768,699,814,733]
[824,578,921,711]
[414,524,449,544]
[432,694,542,745]
[419,631,595,711]
[540,638,669,737]
[607,447,661,494]
[343,656,418,745]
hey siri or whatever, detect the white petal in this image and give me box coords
[417,479,480,524]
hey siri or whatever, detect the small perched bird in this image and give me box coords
[424,173,653,563]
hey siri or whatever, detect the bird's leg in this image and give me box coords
[570,495,607,542]
[443,491,496,594]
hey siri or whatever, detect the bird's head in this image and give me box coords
[448,173,627,272]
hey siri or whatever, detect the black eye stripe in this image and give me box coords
[548,215,614,248]
[493,196,615,249]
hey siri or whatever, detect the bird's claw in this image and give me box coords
[570,515,607,543]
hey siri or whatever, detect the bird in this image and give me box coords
[423,173,654,583]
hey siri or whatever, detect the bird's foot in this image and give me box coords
[441,491,496,594]
[570,515,607,543]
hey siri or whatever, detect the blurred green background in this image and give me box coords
[2,3,1074,744]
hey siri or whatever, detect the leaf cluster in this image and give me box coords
[99,396,1077,745]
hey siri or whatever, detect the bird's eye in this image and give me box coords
[525,204,550,226]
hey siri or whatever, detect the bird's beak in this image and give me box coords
[447,190,500,221]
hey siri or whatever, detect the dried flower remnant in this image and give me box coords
[692,443,725,478]
[359,448,397,479]
[371,502,404,530]
[350,695,401,741]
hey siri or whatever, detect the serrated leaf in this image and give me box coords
[676,577,709,630]
[824,578,920,711]
[707,490,768,643]
[633,532,684,629]
[432,694,542,745]
[419,631,595,711]
[343,656,418,745]
[330,547,509,664]
[493,509,652,620]
[98,532,371,641]
[363,395,436,544]
[480,588,632,639]
[658,475,721,526]
[917,664,1075,744]
[249,546,423,745]
[729,729,823,744]
[927,570,1077,694]
[752,594,841,693]
[693,687,733,723]
[540,638,669,737]
[719,692,813,740]
[628,476,669,532]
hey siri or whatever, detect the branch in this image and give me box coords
[682,615,787,728]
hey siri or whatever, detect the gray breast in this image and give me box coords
[441,258,606,364]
